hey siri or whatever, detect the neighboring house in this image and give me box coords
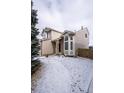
[40,26,89,56]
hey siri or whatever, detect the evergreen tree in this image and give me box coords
[31,1,40,74]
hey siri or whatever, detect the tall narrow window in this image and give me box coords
[71,42,73,50]
[65,42,68,50]
[70,36,73,40]
[85,34,87,38]
[47,32,48,38]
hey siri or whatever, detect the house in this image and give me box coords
[40,26,89,56]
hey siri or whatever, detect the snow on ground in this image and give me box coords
[32,56,93,93]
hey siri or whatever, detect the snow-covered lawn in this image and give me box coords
[32,56,93,93]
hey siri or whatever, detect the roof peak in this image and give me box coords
[43,27,63,34]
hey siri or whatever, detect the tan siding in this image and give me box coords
[74,29,89,51]
[42,31,51,40]
[47,31,51,39]
[51,31,62,40]
[41,30,62,56]
[41,40,54,55]
[59,39,64,54]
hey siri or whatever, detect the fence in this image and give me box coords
[76,48,93,59]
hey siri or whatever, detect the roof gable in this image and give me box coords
[41,27,63,36]
[63,30,75,36]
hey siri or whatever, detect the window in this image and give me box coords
[65,36,68,41]
[70,36,73,40]
[65,42,68,50]
[71,42,73,50]
[85,34,87,38]
[46,33,48,38]
[43,33,46,38]
[42,32,47,39]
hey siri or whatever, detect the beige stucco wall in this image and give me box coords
[47,31,51,39]
[42,31,51,40]
[41,30,62,56]
[74,28,89,51]
[51,31,62,41]
[41,39,54,55]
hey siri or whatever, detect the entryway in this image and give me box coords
[64,35,75,56]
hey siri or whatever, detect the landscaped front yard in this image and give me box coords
[32,56,93,93]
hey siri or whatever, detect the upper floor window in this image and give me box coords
[65,36,68,41]
[42,32,46,38]
[70,36,73,40]
[85,34,87,38]
[42,32,50,39]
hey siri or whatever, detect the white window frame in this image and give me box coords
[64,34,75,56]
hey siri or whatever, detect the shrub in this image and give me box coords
[31,60,41,75]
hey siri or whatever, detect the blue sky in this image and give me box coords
[33,0,93,45]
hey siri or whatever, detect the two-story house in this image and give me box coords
[40,26,89,56]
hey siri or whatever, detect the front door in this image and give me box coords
[64,35,75,56]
